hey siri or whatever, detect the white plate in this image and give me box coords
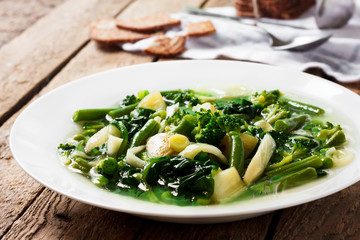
[10,60,360,223]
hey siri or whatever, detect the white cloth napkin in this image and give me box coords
[123,3,360,82]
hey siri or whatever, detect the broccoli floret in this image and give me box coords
[58,143,76,158]
[165,106,195,127]
[215,98,263,119]
[161,89,201,106]
[121,94,140,106]
[261,104,290,124]
[58,143,75,151]
[216,114,247,133]
[249,90,281,107]
[269,131,318,163]
[193,111,226,146]
[96,157,118,175]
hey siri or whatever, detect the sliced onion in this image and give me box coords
[243,134,276,185]
[179,143,228,164]
[326,147,354,167]
[125,145,146,168]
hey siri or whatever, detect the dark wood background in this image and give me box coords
[0,0,359,239]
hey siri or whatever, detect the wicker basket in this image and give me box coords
[234,0,315,19]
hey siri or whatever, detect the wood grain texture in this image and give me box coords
[1,188,143,240]
[0,0,132,125]
[0,0,65,49]
[273,183,360,240]
[0,113,44,237]
[136,213,274,240]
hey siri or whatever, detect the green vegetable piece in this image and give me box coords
[142,156,218,201]
[266,155,293,171]
[129,119,161,148]
[172,115,197,137]
[96,157,118,175]
[73,134,85,141]
[71,157,91,173]
[229,131,245,176]
[108,103,139,118]
[279,98,325,115]
[194,151,209,161]
[321,157,333,169]
[117,121,128,156]
[325,130,346,147]
[83,129,97,136]
[274,114,308,132]
[249,90,281,107]
[138,90,149,100]
[82,122,105,130]
[250,167,318,194]
[193,111,226,147]
[261,104,290,124]
[92,176,109,186]
[150,110,167,119]
[72,108,116,122]
[316,169,328,177]
[265,155,323,177]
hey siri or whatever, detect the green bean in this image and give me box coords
[150,110,167,119]
[117,121,128,156]
[108,103,139,118]
[72,108,116,122]
[279,98,325,115]
[172,115,197,137]
[129,119,161,148]
[250,167,318,194]
[82,122,105,130]
[73,134,85,141]
[265,155,322,177]
[71,157,91,173]
[229,131,245,176]
[274,114,308,132]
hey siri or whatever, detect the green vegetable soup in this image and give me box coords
[58,88,353,206]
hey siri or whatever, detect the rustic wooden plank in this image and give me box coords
[0,117,45,237]
[137,213,274,240]
[0,0,210,238]
[272,183,360,240]
[0,0,66,49]
[0,0,133,236]
[1,189,143,240]
[0,0,132,126]
[0,44,151,240]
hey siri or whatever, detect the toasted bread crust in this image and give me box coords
[143,36,186,57]
[116,14,181,32]
[90,19,151,43]
[186,21,216,37]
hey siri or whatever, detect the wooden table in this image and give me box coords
[1,0,359,239]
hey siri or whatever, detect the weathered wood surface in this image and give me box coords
[0,0,132,126]
[273,183,360,240]
[0,0,359,239]
[0,0,66,49]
